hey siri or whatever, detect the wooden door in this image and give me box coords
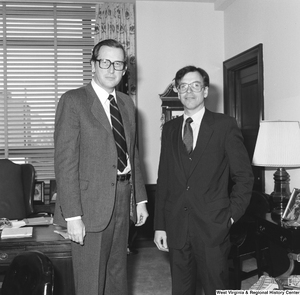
[223,44,264,192]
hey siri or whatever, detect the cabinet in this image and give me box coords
[256,213,300,277]
[159,82,183,125]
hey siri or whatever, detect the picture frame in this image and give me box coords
[282,188,300,222]
[171,110,184,120]
[34,181,45,204]
[49,179,57,203]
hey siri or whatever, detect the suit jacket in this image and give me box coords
[53,82,147,231]
[154,109,254,248]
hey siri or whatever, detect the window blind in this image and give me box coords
[0,2,95,180]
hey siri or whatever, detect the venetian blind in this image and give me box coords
[0,2,95,180]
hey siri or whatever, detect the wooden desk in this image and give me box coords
[257,213,300,278]
[0,225,75,295]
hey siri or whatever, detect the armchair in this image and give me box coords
[0,159,35,220]
[1,250,54,295]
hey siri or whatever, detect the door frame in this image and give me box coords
[223,43,264,124]
[223,44,264,192]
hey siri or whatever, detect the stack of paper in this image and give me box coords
[1,227,33,239]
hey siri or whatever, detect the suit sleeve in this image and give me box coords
[132,139,148,204]
[154,123,170,230]
[226,117,254,222]
[54,92,83,219]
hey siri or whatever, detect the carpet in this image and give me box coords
[127,243,260,294]
[127,246,171,295]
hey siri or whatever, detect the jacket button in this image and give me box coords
[111,183,115,186]
[113,165,116,169]
[184,207,187,211]
[186,186,190,190]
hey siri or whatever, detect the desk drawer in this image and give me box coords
[0,247,26,265]
[257,220,300,251]
[26,243,71,256]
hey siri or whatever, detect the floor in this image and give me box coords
[0,239,260,294]
[127,239,261,294]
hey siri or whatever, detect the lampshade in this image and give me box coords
[252,121,300,167]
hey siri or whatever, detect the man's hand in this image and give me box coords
[135,203,149,226]
[154,230,169,252]
[67,219,86,245]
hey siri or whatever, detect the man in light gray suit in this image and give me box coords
[53,39,148,295]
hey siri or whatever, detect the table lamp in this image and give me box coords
[252,121,300,216]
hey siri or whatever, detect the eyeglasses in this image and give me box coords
[95,59,126,71]
[177,81,205,94]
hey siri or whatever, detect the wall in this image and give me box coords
[224,0,300,194]
[136,1,224,184]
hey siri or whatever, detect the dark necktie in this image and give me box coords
[183,117,193,154]
[109,94,128,172]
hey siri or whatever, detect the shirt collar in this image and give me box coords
[91,79,116,105]
[184,107,205,125]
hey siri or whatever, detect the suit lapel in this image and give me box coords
[171,117,187,181]
[85,83,132,153]
[86,83,112,135]
[188,110,214,177]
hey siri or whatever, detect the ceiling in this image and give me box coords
[142,0,235,11]
[114,0,235,11]
[1,0,235,11]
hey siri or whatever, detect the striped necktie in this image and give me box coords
[183,117,193,154]
[109,94,128,172]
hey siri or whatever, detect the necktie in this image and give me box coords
[109,94,128,172]
[183,117,193,154]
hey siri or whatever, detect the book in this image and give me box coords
[23,216,53,226]
[1,227,33,239]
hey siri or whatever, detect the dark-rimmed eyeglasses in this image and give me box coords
[177,81,205,94]
[95,59,126,71]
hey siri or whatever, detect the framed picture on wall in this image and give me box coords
[50,179,57,203]
[34,181,45,204]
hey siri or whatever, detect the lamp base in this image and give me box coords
[271,206,286,219]
[270,167,291,218]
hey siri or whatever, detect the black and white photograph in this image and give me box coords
[34,181,45,204]
[282,188,300,225]
[49,179,57,203]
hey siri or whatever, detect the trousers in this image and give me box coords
[71,179,131,295]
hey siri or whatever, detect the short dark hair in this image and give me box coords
[174,66,210,88]
[90,39,127,63]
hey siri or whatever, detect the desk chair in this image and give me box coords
[1,251,54,295]
[229,191,271,289]
[0,159,35,220]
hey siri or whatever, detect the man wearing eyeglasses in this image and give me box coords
[154,66,253,294]
[53,39,148,295]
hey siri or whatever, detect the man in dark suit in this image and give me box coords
[53,39,148,295]
[154,65,254,295]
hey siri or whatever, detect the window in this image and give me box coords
[0,2,95,180]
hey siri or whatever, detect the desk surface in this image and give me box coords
[0,224,70,245]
